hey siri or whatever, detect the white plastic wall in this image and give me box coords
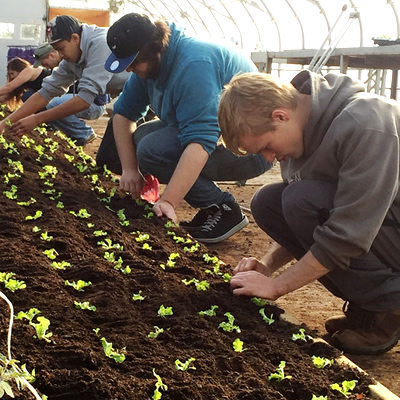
[0,0,47,85]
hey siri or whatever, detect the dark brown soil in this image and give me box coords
[0,126,378,399]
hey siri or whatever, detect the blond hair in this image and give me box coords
[218,72,298,155]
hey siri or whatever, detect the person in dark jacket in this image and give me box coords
[218,70,400,355]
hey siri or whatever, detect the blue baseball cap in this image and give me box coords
[105,13,155,73]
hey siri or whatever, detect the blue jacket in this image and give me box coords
[113,23,257,154]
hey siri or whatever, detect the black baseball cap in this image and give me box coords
[46,15,81,44]
[105,13,155,73]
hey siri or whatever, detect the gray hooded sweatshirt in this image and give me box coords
[39,24,130,104]
[281,70,400,271]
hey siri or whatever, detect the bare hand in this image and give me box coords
[153,200,178,223]
[10,115,39,136]
[233,257,271,276]
[230,271,279,300]
[119,169,145,199]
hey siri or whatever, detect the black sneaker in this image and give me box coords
[191,201,248,244]
[180,205,219,232]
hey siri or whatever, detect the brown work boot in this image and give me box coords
[325,302,365,335]
[329,310,400,355]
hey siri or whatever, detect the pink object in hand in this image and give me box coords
[140,174,160,204]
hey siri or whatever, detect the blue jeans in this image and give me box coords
[46,94,106,143]
[251,181,400,313]
[96,118,272,208]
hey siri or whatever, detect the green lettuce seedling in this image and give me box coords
[268,361,292,382]
[218,312,241,333]
[198,305,218,316]
[25,210,43,221]
[312,395,328,400]
[100,337,126,363]
[292,328,312,342]
[330,380,357,398]
[74,301,96,311]
[259,308,275,325]
[148,326,164,338]
[65,280,92,292]
[157,305,173,318]
[152,369,168,400]
[175,357,196,371]
[233,338,247,352]
[312,356,334,369]
[132,290,146,301]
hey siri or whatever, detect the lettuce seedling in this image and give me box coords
[25,210,43,221]
[65,280,92,292]
[152,369,168,400]
[157,305,173,318]
[15,308,41,323]
[175,358,196,371]
[132,290,145,302]
[42,248,58,260]
[31,316,53,343]
[134,232,150,242]
[17,197,36,206]
[292,328,312,342]
[312,395,328,400]
[69,208,91,219]
[148,326,164,338]
[259,308,275,325]
[330,380,357,398]
[51,261,71,270]
[100,337,126,363]
[268,361,292,382]
[251,297,268,307]
[97,238,123,251]
[142,243,152,251]
[4,278,26,293]
[40,232,53,242]
[312,356,334,369]
[233,338,247,352]
[198,305,218,316]
[74,301,96,311]
[182,278,210,291]
[93,230,108,237]
[218,312,241,333]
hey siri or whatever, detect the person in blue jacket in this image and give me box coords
[97,13,272,244]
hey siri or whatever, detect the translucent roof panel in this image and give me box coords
[105,0,399,54]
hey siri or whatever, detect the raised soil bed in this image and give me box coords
[0,125,398,399]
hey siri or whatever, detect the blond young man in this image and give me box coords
[218,71,400,355]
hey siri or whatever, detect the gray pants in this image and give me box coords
[251,181,400,313]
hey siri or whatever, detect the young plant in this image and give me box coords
[74,301,96,311]
[312,356,334,369]
[251,297,268,307]
[40,232,53,242]
[100,337,126,363]
[152,369,168,400]
[25,210,43,221]
[292,328,312,342]
[330,380,357,398]
[132,290,146,302]
[42,248,59,260]
[51,261,72,270]
[64,280,92,292]
[233,338,247,352]
[182,278,210,291]
[157,305,173,318]
[97,238,123,251]
[175,357,196,371]
[259,308,275,325]
[198,305,218,316]
[218,312,241,333]
[311,396,328,400]
[148,326,164,338]
[31,317,53,343]
[268,361,292,382]
[69,208,91,219]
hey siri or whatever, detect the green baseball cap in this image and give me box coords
[33,42,53,68]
